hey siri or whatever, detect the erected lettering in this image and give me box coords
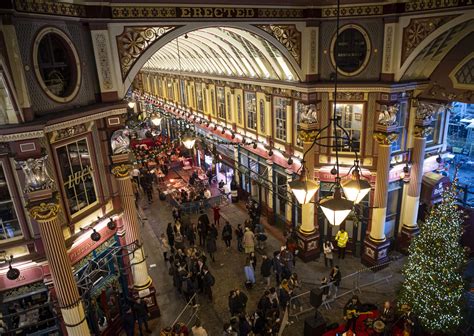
[178,7,256,18]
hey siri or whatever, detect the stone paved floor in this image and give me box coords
[133,187,405,335]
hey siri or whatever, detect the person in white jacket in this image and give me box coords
[323,240,334,267]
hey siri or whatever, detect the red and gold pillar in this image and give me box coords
[28,199,91,336]
[362,131,398,267]
[111,162,152,290]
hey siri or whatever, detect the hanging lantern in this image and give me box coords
[341,170,371,204]
[319,186,354,226]
[289,167,319,205]
[182,133,196,149]
[150,113,162,126]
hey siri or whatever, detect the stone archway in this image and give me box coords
[111,22,305,97]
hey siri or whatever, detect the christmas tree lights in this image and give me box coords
[399,178,465,334]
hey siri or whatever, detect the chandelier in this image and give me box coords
[289,0,370,226]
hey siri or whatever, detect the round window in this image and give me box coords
[33,27,81,103]
[330,25,371,77]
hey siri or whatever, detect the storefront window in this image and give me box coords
[245,92,257,130]
[0,163,22,241]
[226,93,232,121]
[56,138,98,216]
[332,103,363,153]
[217,87,225,119]
[1,282,59,335]
[74,237,125,335]
[274,97,289,141]
[237,95,242,124]
[196,83,203,111]
[259,99,266,133]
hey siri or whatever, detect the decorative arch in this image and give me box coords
[397,13,474,81]
[117,23,304,95]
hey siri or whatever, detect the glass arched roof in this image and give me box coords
[142,27,299,82]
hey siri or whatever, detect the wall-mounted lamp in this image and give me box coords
[2,254,20,280]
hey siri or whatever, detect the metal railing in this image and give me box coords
[170,293,199,329]
[288,257,402,321]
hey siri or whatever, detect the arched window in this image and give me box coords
[259,99,265,133]
[245,92,257,130]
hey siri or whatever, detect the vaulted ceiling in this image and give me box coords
[142,27,300,82]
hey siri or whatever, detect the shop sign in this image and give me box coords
[180,7,256,18]
[0,265,44,291]
[421,172,451,204]
[68,226,115,265]
[65,165,93,189]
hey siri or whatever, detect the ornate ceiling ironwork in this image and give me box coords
[116,26,178,79]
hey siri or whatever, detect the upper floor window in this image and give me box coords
[34,27,80,103]
[196,83,203,111]
[56,138,98,217]
[259,99,266,134]
[167,80,173,100]
[237,95,242,124]
[0,163,22,242]
[427,110,445,146]
[330,25,371,77]
[226,93,232,121]
[332,103,363,153]
[245,92,257,130]
[217,87,226,119]
[274,97,289,141]
[210,89,216,115]
[179,80,187,106]
[391,102,408,152]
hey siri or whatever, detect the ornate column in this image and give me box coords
[362,131,398,267]
[400,101,437,252]
[111,159,152,290]
[28,199,90,335]
[18,155,90,335]
[296,114,320,261]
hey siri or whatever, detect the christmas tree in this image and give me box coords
[399,177,465,334]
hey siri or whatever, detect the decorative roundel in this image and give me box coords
[330,24,371,77]
[33,27,81,103]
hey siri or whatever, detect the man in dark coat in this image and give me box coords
[202,266,215,301]
[206,224,218,262]
[133,298,151,335]
[122,306,135,336]
[257,290,272,318]
[197,219,207,246]
[260,255,273,287]
[234,289,248,315]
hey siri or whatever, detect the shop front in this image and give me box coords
[317,166,373,256]
[419,172,451,222]
[0,265,60,336]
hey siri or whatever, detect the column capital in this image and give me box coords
[373,131,399,145]
[28,200,60,222]
[413,125,433,138]
[298,122,319,143]
[111,163,132,179]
